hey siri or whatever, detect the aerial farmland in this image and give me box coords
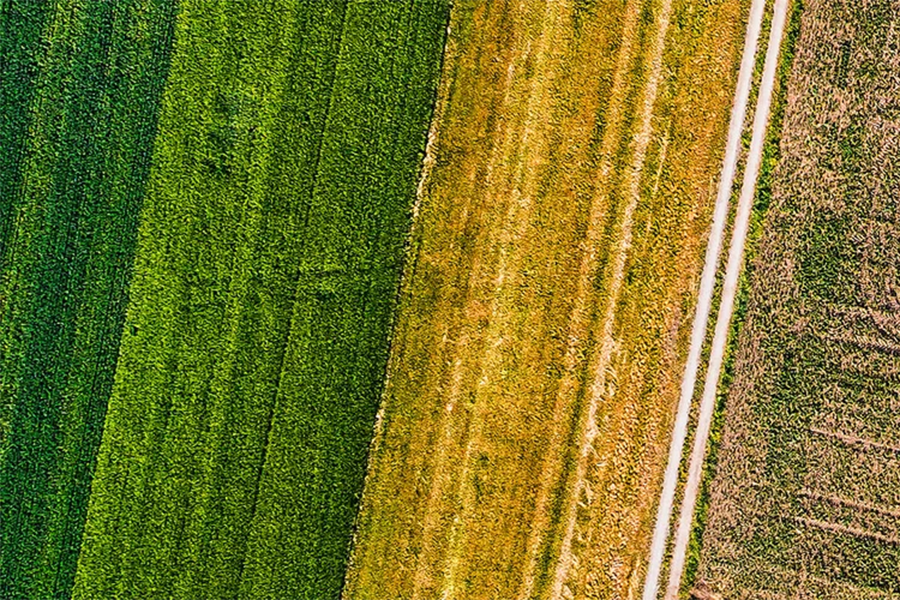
[695,0,900,597]
[0,0,896,599]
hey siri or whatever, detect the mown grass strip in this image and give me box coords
[680,0,803,595]
[0,1,177,598]
[74,1,449,599]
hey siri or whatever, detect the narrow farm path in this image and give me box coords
[641,0,792,597]
[662,1,791,597]
[693,1,900,595]
[639,0,768,596]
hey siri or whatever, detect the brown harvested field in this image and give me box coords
[697,0,900,597]
[343,0,750,598]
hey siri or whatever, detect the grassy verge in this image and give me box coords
[73,2,449,599]
[0,2,177,598]
[680,0,804,594]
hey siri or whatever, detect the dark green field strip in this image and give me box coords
[0,0,53,273]
[74,1,449,599]
[0,0,177,598]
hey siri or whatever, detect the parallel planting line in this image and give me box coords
[513,2,644,595]
[660,1,791,598]
[639,0,767,596]
[550,0,675,595]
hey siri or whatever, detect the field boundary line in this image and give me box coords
[351,0,455,524]
[639,0,768,596]
[339,4,453,595]
[548,0,676,594]
[662,1,791,597]
[338,3,463,597]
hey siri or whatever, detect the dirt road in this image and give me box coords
[641,0,792,597]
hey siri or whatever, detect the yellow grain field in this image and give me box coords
[344,0,749,598]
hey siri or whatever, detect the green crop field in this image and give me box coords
[0,0,52,271]
[72,1,449,599]
[0,1,176,598]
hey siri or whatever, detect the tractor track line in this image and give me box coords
[513,1,644,596]
[408,5,554,597]
[639,0,769,596]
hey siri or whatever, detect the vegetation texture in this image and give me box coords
[697,0,900,597]
[344,0,751,598]
[0,1,176,598]
[73,1,448,599]
[678,0,804,593]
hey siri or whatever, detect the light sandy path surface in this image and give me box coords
[639,0,768,597]
[662,1,791,597]
[642,0,792,598]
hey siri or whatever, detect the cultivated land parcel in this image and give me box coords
[697,0,900,597]
[0,1,176,597]
[345,0,754,598]
[72,1,448,599]
[3,1,898,600]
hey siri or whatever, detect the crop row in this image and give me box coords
[73,1,449,599]
[0,1,177,598]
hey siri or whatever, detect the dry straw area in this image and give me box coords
[345,0,749,598]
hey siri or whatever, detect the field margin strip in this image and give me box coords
[660,0,792,597]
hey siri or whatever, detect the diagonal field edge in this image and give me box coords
[639,0,769,597]
[660,0,792,598]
